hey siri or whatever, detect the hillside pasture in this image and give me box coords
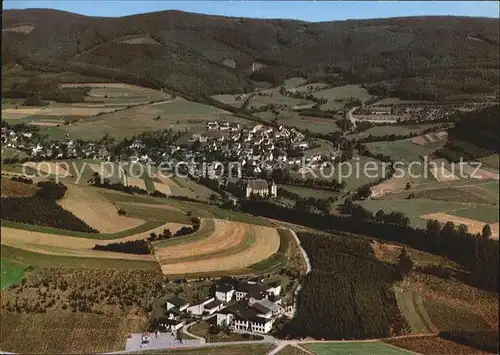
[394,290,436,333]
[57,99,247,139]
[313,84,373,111]
[57,184,144,233]
[1,245,156,269]
[210,94,245,108]
[359,198,478,229]
[364,138,440,163]
[156,220,280,275]
[0,221,187,260]
[409,183,499,205]
[348,124,442,141]
[277,114,341,134]
[59,82,170,104]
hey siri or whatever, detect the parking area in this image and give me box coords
[125,332,204,352]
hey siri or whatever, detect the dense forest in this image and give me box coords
[437,104,499,161]
[1,181,98,233]
[2,10,499,98]
[279,232,407,339]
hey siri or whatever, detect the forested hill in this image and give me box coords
[2,9,499,98]
[437,104,499,161]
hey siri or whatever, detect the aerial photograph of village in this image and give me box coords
[0,1,499,354]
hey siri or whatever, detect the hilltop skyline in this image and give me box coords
[3,1,500,21]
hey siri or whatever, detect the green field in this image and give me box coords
[347,124,442,141]
[364,139,439,163]
[303,342,412,355]
[394,290,435,333]
[448,205,499,224]
[279,184,340,199]
[422,298,491,332]
[248,93,313,110]
[303,155,386,191]
[1,258,28,289]
[1,219,164,240]
[1,245,157,269]
[277,114,342,134]
[248,228,292,273]
[410,184,499,205]
[284,77,307,89]
[52,99,251,140]
[358,198,474,228]
[114,203,191,224]
[479,154,499,171]
[1,147,29,161]
[97,189,273,226]
[313,85,373,111]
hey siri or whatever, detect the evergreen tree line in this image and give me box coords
[93,239,151,254]
[239,200,499,291]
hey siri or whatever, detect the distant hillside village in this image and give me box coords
[2,120,341,201]
[153,276,286,335]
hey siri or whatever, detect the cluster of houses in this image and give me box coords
[156,277,284,335]
[2,126,110,160]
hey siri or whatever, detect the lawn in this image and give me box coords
[1,258,28,290]
[302,342,412,355]
[0,245,157,269]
